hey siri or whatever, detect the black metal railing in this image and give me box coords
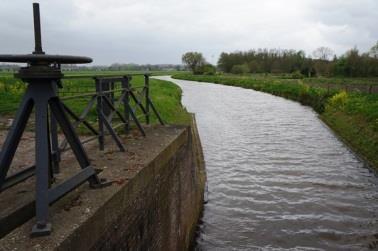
[49,73,164,173]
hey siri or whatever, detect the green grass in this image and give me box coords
[0,75,25,114]
[225,73,378,85]
[0,72,191,129]
[303,77,378,86]
[173,73,378,170]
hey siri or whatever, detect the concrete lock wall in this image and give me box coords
[0,115,206,251]
[88,117,206,251]
[55,116,205,251]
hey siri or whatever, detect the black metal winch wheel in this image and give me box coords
[0,3,110,237]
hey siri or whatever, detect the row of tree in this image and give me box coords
[182,42,378,77]
[216,43,378,77]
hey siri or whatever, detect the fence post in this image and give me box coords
[50,82,60,173]
[122,76,130,133]
[144,74,150,125]
[102,80,112,122]
[95,78,105,151]
[110,81,115,109]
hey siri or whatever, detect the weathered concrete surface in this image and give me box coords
[0,116,206,250]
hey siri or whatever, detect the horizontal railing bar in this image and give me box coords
[59,135,98,154]
[60,88,128,100]
[113,123,126,130]
[63,73,151,79]
[0,165,36,192]
[80,135,99,145]
[48,166,96,204]
[95,77,125,82]
[98,89,127,94]
[61,92,97,100]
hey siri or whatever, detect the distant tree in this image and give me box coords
[344,47,361,77]
[218,52,233,72]
[300,58,315,77]
[369,41,378,58]
[332,56,347,76]
[248,60,262,73]
[291,70,304,79]
[182,52,206,74]
[201,64,217,75]
[313,60,332,77]
[231,64,249,74]
[217,45,378,77]
[312,47,334,61]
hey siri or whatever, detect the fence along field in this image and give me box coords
[0,72,191,127]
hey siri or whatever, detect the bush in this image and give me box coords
[291,70,304,79]
[202,64,217,75]
[231,64,249,74]
[327,91,348,110]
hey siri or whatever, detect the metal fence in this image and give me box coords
[49,74,164,173]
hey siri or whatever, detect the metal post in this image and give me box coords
[32,3,44,55]
[123,76,130,133]
[32,83,51,236]
[50,82,60,173]
[144,74,150,124]
[109,81,115,123]
[102,81,112,123]
[95,78,105,151]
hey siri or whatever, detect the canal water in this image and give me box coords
[155,76,378,251]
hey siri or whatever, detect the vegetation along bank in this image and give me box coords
[172,73,378,170]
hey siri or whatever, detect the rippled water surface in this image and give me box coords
[156,77,378,250]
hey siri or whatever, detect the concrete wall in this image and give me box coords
[51,117,205,251]
[0,116,206,251]
[89,117,206,251]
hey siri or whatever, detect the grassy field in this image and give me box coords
[173,73,378,170]
[0,71,191,129]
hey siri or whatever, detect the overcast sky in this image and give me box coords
[1,0,377,65]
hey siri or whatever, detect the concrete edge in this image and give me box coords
[57,127,190,250]
[187,113,207,248]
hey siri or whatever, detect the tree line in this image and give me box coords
[218,43,378,77]
[182,42,378,77]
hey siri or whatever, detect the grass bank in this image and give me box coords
[0,73,191,127]
[173,73,378,170]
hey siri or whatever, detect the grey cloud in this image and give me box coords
[0,0,377,65]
